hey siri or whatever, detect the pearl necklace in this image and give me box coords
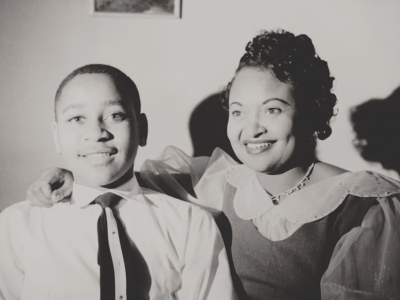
[269,162,315,205]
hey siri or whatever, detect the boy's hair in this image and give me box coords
[54,64,141,120]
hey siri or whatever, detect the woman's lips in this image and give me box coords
[243,140,276,154]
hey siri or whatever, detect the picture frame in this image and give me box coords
[91,0,182,19]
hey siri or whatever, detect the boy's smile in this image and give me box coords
[53,73,146,188]
[78,146,117,166]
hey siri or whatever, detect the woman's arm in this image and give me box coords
[26,146,234,208]
[321,194,400,299]
[26,168,73,207]
[140,146,234,211]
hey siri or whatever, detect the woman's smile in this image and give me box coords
[244,140,276,154]
[227,68,297,173]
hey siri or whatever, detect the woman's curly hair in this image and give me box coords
[221,29,337,140]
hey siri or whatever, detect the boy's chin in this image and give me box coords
[75,174,122,188]
[74,168,134,189]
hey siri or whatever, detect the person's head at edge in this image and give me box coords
[222,29,337,175]
[53,64,148,189]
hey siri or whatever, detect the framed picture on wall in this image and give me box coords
[91,0,182,18]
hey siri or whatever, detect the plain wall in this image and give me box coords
[1,0,400,211]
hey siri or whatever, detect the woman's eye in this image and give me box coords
[231,110,241,117]
[69,116,82,123]
[266,108,282,114]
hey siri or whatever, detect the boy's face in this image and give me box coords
[53,73,146,188]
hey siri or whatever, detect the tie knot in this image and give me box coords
[95,192,123,209]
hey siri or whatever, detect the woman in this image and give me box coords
[27,30,400,299]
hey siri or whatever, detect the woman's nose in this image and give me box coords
[246,116,267,138]
[83,121,111,141]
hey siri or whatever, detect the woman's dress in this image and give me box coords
[140,146,400,300]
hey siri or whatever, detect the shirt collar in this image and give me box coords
[227,164,400,222]
[70,175,145,208]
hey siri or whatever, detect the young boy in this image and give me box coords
[0,64,235,300]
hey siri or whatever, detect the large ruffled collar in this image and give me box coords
[140,145,400,241]
[226,164,400,241]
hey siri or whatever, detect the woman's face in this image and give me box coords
[227,67,301,173]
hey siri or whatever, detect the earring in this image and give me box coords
[316,125,331,140]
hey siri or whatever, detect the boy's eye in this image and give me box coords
[105,113,127,122]
[231,110,241,117]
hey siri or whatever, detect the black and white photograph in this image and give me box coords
[1,0,400,299]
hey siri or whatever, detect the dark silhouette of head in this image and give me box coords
[351,86,400,174]
[189,93,239,161]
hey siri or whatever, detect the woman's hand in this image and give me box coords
[26,168,74,207]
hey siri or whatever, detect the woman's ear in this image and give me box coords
[138,113,148,147]
[52,121,62,154]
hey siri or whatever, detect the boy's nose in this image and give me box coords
[84,122,111,141]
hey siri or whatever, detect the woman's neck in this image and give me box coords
[255,160,314,196]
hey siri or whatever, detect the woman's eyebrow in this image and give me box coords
[229,102,242,108]
[263,98,291,106]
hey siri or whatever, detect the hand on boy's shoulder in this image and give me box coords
[26,167,74,208]
[25,170,147,208]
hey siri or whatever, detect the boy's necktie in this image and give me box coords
[95,192,150,300]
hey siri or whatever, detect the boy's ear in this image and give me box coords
[52,121,62,154]
[138,113,148,147]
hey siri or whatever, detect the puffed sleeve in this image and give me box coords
[140,146,237,213]
[321,194,400,299]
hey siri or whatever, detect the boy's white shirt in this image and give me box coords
[0,175,236,300]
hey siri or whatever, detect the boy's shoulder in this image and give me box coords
[141,187,214,222]
[1,200,33,218]
[0,201,38,234]
[140,188,219,244]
